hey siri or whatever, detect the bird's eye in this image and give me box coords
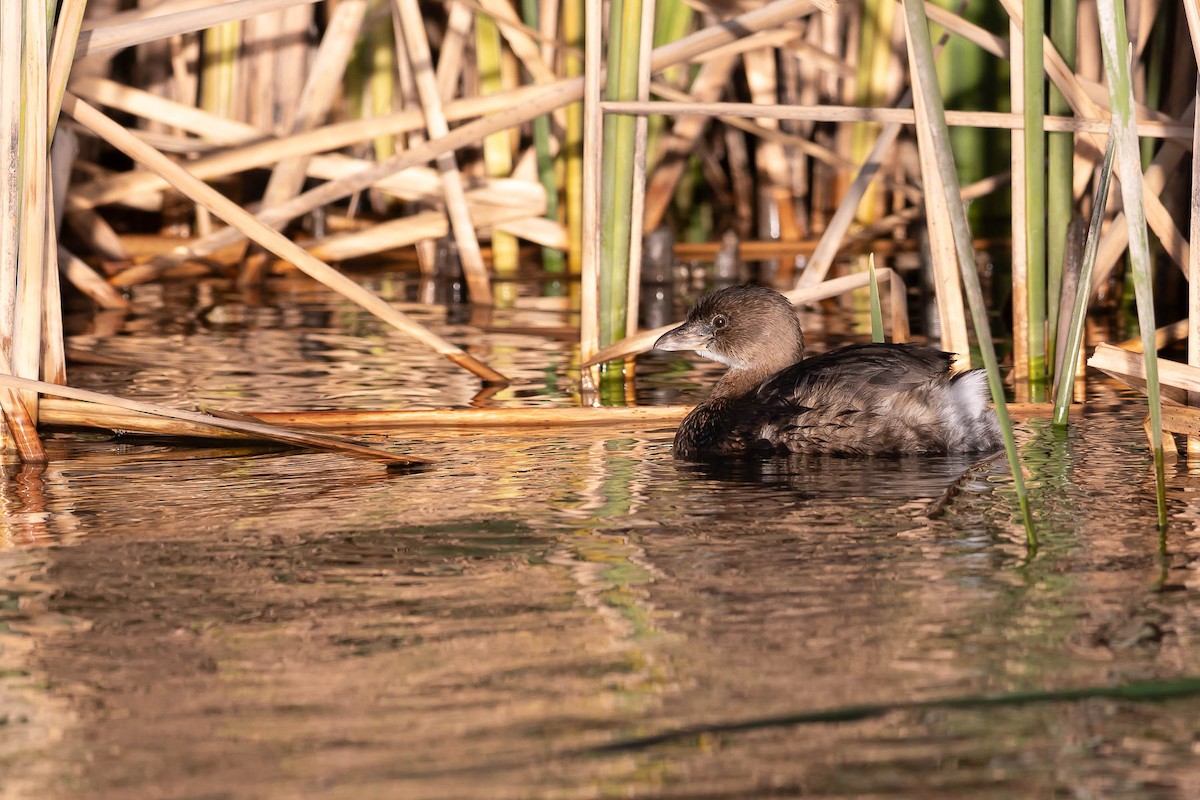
[711,314,728,330]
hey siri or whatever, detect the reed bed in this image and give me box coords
[0,0,1192,514]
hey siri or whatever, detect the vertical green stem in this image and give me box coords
[1024,0,1047,399]
[563,0,584,275]
[599,0,644,351]
[475,12,518,277]
[1096,0,1167,529]
[520,0,564,276]
[1046,0,1076,375]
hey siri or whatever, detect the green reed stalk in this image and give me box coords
[367,13,396,162]
[563,0,584,274]
[476,12,518,275]
[599,0,645,351]
[850,0,896,223]
[1024,0,1047,400]
[868,254,884,343]
[1053,133,1115,429]
[902,0,1035,544]
[1096,0,1167,529]
[521,0,564,275]
[1046,0,1076,376]
[201,22,240,118]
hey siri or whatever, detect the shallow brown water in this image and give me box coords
[4,273,1200,798]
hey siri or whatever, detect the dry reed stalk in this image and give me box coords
[847,174,1010,247]
[902,36,970,360]
[437,2,473,100]
[625,0,658,337]
[0,374,427,465]
[39,397,693,434]
[796,108,907,288]
[392,0,491,304]
[579,0,603,367]
[63,93,508,384]
[0,0,20,379]
[76,0,324,60]
[641,55,737,231]
[583,268,911,365]
[67,77,553,209]
[49,0,90,133]
[1087,343,1198,405]
[42,218,67,388]
[743,46,800,268]
[87,0,830,281]
[57,246,131,309]
[81,0,242,31]
[1184,4,1200,455]
[596,101,1191,137]
[1009,17,1030,396]
[14,0,50,421]
[308,199,546,262]
[1117,319,1191,353]
[239,0,369,284]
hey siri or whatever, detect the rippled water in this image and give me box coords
[4,272,1200,798]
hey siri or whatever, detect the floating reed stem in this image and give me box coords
[1097,0,1166,528]
[0,374,425,466]
[62,93,508,385]
[901,0,1034,543]
[1053,132,1115,428]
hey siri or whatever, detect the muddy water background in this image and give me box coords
[3,272,1200,798]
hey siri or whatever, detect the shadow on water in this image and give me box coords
[2,277,1200,798]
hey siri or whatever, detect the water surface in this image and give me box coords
[3,273,1200,798]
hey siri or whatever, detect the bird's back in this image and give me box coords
[675,343,1001,458]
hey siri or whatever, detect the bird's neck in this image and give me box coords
[710,364,779,400]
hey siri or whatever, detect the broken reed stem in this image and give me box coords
[1053,131,1115,428]
[62,93,508,385]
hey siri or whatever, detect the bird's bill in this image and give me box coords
[654,321,708,352]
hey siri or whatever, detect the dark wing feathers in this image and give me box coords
[755,343,954,408]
